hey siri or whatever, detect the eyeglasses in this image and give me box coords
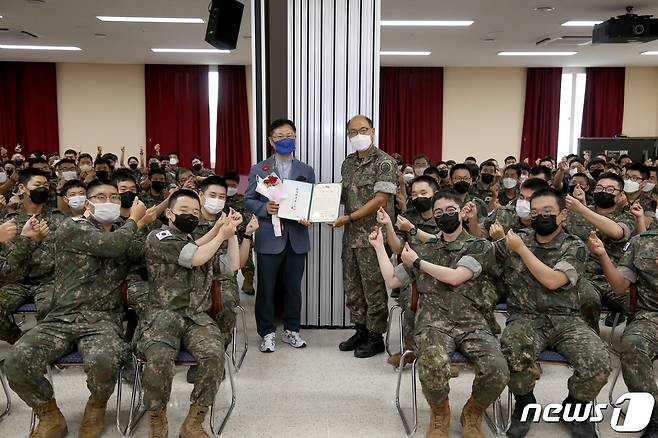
[347,127,371,137]
[88,194,121,203]
[433,207,459,218]
[594,185,620,194]
[529,211,557,219]
[271,134,296,141]
[452,177,471,182]
[623,175,644,183]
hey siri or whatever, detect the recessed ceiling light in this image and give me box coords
[498,51,578,56]
[380,20,473,27]
[641,51,658,55]
[562,20,603,27]
[380,51,431,56]
[151,48,230,53]
[534,7,556,12]
[0,44,81,51]
[97,16,204,23]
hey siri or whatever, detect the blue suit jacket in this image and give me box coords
[245,156,316,255]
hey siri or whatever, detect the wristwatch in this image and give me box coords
[413,258,422,270]
[409,227,417,236]
[243,234,253,241]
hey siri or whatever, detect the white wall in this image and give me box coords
[442,67,526,162]
[623,67,658,137]
[56,63,146,160]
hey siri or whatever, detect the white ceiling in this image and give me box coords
[0,0,252,64]
[1,0,658,67]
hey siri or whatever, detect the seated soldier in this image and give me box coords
[590,227,658,436]
[141,168,169,208]
[494,188,611,438]
[61,179,87,217]
[449,163,488,222]
[499,164,521,206]
[370,189,509,438]
[137,189,241,438]
[5,179,147,438]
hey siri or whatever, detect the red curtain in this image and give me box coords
[0,62,59,155]
[379,67,443,164]
[145,65,210,167]
[581,67,625,137]
[216,65,251,175]
[520,67,562,163]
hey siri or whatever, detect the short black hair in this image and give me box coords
[78,153,93,162]
[176,167,194,179]
[626,162,650,180]
[587,158,606,169]
[102,153,118,162]
[27,157,48,167]
[112,169,137,186]
[619,154,632,161]
[504,155,517,163]
[270,118,297,136]
[412,154,431,165]
[435,161,447,167]
[479,160,497,171]
[47,152,59,158]
[62,179,86,195]
[465,156,477,163]
[148,168,167,179]
[540,156,556,165]
[530,187,565,210]
[529,165,551,180]
[411,175,439,193]
[64,149,77,156]
[168,188,200,209]
[597,172,625,191]
[55,158,76,169]
[18,168,49,186]
[449,163,471,179]
[520,178,549,192]
[94,157,110,167]
[504,164,521,178]
[191,155,203,162]
[198,175,228,193]
[465,162,480,179]
[569,158,584,166]
[31,150,44,158]
[648,166,657,176]
[127,156,139,163]
[433,188,462,204]
[86,179,117,197]
[423,166,440,178]
[223,170,240,183]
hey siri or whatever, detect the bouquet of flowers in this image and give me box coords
[256,171,286,236]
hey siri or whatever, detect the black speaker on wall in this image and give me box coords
[205,0,244,50]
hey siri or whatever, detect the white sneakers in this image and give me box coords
[260,330,307,352]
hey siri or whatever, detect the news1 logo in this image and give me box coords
[520,392,655,432]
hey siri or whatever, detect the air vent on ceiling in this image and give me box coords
[0,28,40,41]
[536,36,592,47]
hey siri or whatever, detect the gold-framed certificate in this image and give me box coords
[277,180,342,223]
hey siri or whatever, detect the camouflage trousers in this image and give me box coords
[342,246,389,333]
[501,315,611,401]
[216,276,240,348]
[398,285,415,344]
[0,282,53,343]
[136,310,225,410]
[127,279,149,316]
[619,312,658,401]
[5,318,129,408]
[416,325,509,406]
[579,275,631,328]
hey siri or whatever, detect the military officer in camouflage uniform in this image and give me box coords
[449,163,488,222]
[140,168,168,208]
[493,188,611,438]
[5,179,147,438]
[0,168,65,343]
[499,164,521,206]
[590,226,658,435]
[469,160,499,212]
[137,189,240,438]
[371,189,509,438]
[191,155,214,179]
[623,163,654,229]
[331,114,398,358]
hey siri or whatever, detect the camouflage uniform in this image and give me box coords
[498,188,518,206]
[137,225,232,410]
[494,230,611,401]
[0,207,65,342]
[193,167,214,178]
[470,182,496,206]
[460,193,488,225]
[226,193,255,290]
[139,190,166,209]
[5,216,136,408]
[616,230,658,401]
[341,147,398,334]
[564,206,635,326]
[393,232,508,405]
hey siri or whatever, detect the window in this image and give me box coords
[208,66,219,169]
[557,68,586,159]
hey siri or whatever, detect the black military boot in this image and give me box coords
[641,406,658,438]
[506,392,536,438]
[561,395,597,438]
[338,323,368,351]
[354,331,385,358]
[186,365,199,384]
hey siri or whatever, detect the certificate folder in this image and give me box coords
[277,180,342,223]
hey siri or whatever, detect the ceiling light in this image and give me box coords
[151,48,230,53]
[380,51,431,56]
[497,51,578,56]
[380,20,473,27]
[562,20,603,27]
[0,44,81,51]
[534,7,556,12]
[641,51,658,55]
[97,16,204,23]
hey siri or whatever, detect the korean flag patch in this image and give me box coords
[623,241,631,252]
[156,230,172,240]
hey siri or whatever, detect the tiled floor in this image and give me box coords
[0,293,648,437]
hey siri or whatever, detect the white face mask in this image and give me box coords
[502,177,518,189]
[520,174,528,184]
[403,173,415,183]
[61,170,77,181]
[642,182,655,192]
[67,195,87,211]
[569,168,579,177]
[91,202,121,224]
[227,187,238,197]
[0,173,7,184]
[515,199,531,219]
[349,134,372,152]
[414,167,428,176]
[204,198,225,215]
[624,180,640,194]
[170,158,178,166]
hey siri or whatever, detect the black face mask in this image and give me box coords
[412,196,433,213]
[192,164,202,172]
[149,162,160,171]
[568,185,577,195]
[593,192,616,209]
[453,181,470,194]
[531,214,559,236]
[6,169,13,177]
[438,169,449,179]
[29,187,49,204]
[480,173,494,184]
[120,191,137,209]
[152,181,166,192]
[590,169,603,180]
[96,170,109,181]
[14,160,24,167]
[435,213,461,234]
[173,213,199,234]
[128,163,138,170]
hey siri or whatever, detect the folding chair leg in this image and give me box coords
[210,352,236,437]
[231,305,248,372]
[0,361,11,422]
[483,392,507,437]
[116,357,145,437]
[607,364,626,417]
[385,304,403,357]
[394,351,417,437]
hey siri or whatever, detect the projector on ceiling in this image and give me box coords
[592,7,658,44]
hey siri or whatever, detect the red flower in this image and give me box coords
[265,175,279,185]
[262,165,270,172]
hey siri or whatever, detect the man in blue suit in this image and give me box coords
[245,119,315,353]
